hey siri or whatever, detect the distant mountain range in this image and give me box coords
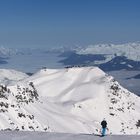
[0,46,18,57]
[1,42,140,71]
[0,46,19,65]
[77,42,140,61]
[57,42,140,71]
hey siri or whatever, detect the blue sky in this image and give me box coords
[0,0,140,48]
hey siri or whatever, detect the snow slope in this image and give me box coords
[0,69,28,85]
[0,67,140,134]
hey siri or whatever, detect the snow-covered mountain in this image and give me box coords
[0,46,18,57]
[56,42,140,72]
[0,69,28,85]
[43,42,140,64]
[0,67,140,134]
[76,42,140,64]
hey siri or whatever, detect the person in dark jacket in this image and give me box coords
[101,119,107,136]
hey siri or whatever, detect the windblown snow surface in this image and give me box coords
[0,67,140,135]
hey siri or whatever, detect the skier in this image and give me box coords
[101,118,107,136]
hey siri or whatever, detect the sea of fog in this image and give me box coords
[0,53,65,73]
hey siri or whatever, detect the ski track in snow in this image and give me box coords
[0,132,140,140]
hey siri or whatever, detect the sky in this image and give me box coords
[0,0,140,49]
